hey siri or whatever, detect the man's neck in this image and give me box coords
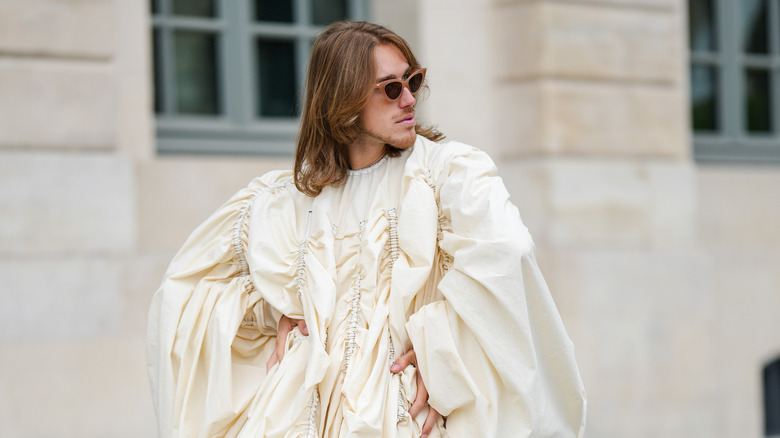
[347,137,386,170]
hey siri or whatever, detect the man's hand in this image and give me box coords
[390,348,441,438]
[266,315,308,372]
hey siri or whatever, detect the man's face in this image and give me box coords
[355,43,418,150]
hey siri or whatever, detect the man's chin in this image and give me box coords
[388,131,417,149]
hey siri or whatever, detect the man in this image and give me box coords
[148,21,586,438]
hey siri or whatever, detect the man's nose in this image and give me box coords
[398,86,416,108]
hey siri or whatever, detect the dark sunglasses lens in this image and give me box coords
[408,72,423,93]
[384,82,402,100]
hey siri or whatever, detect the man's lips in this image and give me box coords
[396,113,415,125]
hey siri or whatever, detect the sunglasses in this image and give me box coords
[374,68,427,101]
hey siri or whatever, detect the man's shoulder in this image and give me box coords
[412,135,492,171]
[245,169,320,213]
[245,169,296,194]
[239,169,309,208]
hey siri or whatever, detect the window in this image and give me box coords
[151,0,368,154]
[689,0,780,163]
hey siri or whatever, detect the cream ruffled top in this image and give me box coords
[147,136,587,438]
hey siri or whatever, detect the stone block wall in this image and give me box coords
[492,0,686,159]
[0,1,289,436]
[0,1,154,436]
[419,0,780,437]
[2,0,780,437]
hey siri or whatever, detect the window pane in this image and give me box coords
[745,69,772,133]
[688,0,718,51]
[690,65,719,132]
[256,39,297,117]
[742,0,769,54]
[151,0,160,14]
[256,0,293,23]
[152,30,164,114]
[312,0,348,25]
[175,31,220,115]
[172,0,217,18]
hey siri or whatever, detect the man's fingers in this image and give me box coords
[296,319,309,336]
[408,397,426,420]
[409,372,429,419]
[265,351,279,373]
[387,348,438,433]
[421,406,441,438]
[269,332,287,372]
[268,315,301,373]
[390,348,417,373]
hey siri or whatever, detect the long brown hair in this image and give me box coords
[294,21,444,197]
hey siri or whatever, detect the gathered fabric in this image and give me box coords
[147,136,587,438]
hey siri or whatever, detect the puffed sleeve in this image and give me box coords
[405,143,587,438]
[146,171,294,438]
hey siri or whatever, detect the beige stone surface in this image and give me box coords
[497,158,550,242]
[0,258,122,340]
[491,0,688,160]
[697,166,780,247]
[569,0,676,9]
[561,248,715,437]
[371,0,421,54]
[503,2,679,82]
[497,80,686,158]
[121,252,173,333]
[494,0,675,9]
[492,2,542,82]
[547,2,680,83]
[647,162,698,245]
[545,160,660,245]
[0,336,155,437]
[548,80,686,157]
[0,0,114,59]
[5,1,777,438]
[0,59,117,149]
[495,2,681,83]
[116,0,155,160]
[493,82,544,158]
[500,159,696,247]
[137,156,293,252]
[419,0,493,5]
[538,245,780,437]
[418,1,498,156]
[535,199,780,438]
[708,249,780,437]
[0,152,135,254]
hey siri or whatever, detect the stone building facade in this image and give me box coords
[1,0,779,437]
